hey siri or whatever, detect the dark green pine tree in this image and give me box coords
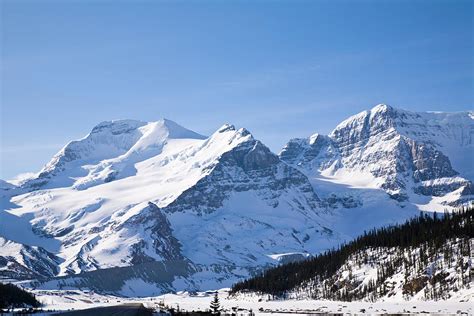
[210,292,220,315]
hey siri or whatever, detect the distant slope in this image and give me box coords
[231,207,473,301]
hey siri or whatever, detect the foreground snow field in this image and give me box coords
[30,288,473,314]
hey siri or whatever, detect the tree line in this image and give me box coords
[231,206,473,300]
[0,282,41,310]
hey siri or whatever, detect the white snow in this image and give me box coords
[26,288,473,314]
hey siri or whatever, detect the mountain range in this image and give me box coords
[1,104,472,296]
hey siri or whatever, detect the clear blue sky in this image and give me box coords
[1,0,473,180]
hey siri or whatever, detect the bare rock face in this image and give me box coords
[0,237,62,280]
[323,194,362,209]
[279,134,333,167]
[128,202,184,264]
[164,128,320,216]
[280,104,473,203]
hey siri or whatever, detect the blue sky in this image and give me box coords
[1,0,473,180]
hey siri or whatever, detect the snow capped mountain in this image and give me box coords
[1,105,472,295]
[1,119,329,293]
[280,104,473,209]
[20,119,206,190]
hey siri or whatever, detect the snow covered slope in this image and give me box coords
[280,104,473,210]
[1,119,329,293]
[20,119,206,190]
[279,237,473,303]
[0,237,61,280]
[228,238,473,307]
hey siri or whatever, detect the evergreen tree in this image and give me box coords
[0,283,41,309]
[210,292,220,315]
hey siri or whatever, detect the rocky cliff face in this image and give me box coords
[280,104,473,204]
[0,237,62,280]
[164,125,320,216]
[158,125,328,281]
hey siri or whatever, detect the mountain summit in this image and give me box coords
[20,119,206,190]
[280,104,473,205]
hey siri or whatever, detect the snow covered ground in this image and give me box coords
[28,288,473,314]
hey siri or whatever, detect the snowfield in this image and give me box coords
[29,288,473,314]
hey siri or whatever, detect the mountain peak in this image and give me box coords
[209,124,254,148]
[155,119,206,140]
[370,103,393,113]
[237,127,251,137]
[284,103,473,205]
[90,119,205,140]
[330,104,399,137]
[308,133,321,145]
[90,119,146,135]
[217,124,236,133]
[21,118,206,190]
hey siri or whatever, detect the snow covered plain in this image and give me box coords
[30,288,473,314]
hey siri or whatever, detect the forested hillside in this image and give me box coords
[232,207,473,301]
[0,283,41,309]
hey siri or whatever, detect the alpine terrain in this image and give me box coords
[232,207,473,301]
[1,104,473,297]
